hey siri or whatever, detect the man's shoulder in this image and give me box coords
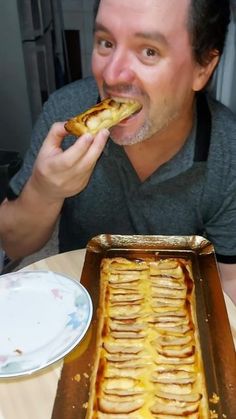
[207,94,236,135]
[205,95,236,182]
[52,76,98,98]
[47,76,99,117]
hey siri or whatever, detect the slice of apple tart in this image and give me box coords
[86,257,209,418]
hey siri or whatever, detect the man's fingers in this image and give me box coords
[43,122,68,148]
[62,128,110,167]
[79,128,110,161]
[40,123,109,176]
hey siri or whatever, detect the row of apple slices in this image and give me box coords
[96,260,202,417]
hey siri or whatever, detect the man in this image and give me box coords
[0,0,236,303]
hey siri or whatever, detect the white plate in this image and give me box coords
[0,270,93,378]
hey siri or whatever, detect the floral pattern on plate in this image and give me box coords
[0,270,93,378]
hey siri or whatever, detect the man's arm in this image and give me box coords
[0,180,63,260]
[0,123,109,260]
[218,262,236,305]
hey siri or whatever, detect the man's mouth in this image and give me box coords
[110,97,143,123]
[114,98,142,125]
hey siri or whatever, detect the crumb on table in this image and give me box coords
[73,373,81,382]
[210,410,218,419]
[209,392,220,404]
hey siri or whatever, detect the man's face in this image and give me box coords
[92,0,201,146]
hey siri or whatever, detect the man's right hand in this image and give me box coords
[29,122,110,203]
[0,122,110,260]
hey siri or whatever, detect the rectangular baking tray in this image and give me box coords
[52,235,236,419]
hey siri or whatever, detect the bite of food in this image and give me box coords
[64,98,142,136]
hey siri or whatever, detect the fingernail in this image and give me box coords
[101,128,110,137]
[83,133,94,141]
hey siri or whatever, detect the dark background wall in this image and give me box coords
[0,0,94,157]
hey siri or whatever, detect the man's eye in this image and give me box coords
[143,48,158,57]
[139,47,160,64]
[98,39,113,49]
[94,36,114,55]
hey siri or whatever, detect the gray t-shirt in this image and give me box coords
[9,77,236,262]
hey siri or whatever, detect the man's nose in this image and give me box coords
[102,48,136,86]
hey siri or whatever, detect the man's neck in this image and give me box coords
[124,105,195,182]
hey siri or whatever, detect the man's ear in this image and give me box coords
[193,51,220,91]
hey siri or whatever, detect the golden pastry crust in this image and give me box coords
[86,257,209,418]
[64,98,141,136]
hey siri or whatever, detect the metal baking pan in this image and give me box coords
[52,235,236,419]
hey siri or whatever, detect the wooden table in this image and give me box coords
[0,249,235,419]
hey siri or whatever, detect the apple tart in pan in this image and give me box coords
[86,257,209,418]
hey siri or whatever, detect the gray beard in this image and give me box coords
[110,109,179,146]
[110,120,152,146]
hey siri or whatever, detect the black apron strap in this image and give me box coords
[194,92,212,162]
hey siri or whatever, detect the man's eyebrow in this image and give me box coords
[94,23,169,47]
[93,22,108,33]
[134,31,169,46]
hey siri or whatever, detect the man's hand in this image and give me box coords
[29,122,110,202]
[0,123,110,260]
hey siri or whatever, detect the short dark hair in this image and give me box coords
[188,0,230,65]
[93,0,230,65]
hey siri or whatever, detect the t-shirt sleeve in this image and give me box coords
[8,98,57,197]
[205,179,236,262]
